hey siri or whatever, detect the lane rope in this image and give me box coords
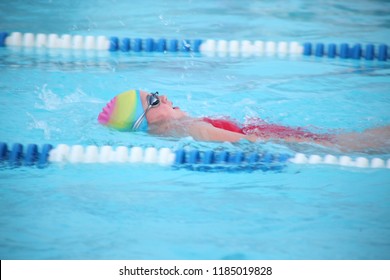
[1,142,389,170]
[0,31,388,60]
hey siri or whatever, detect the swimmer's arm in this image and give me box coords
[188,122,333,145]
[188,122,260,143]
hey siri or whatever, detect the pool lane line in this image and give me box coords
[0,142,389,170]
[0,32,388,61]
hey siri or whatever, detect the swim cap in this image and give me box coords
[98,89,148,131]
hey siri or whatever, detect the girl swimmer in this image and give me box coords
[98,89,390,152]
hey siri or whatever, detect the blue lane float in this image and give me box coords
[303,42,388,61]
[327,43,337,58]
[0,32,8,47]
[0,31,388,61]
[0,142,389,171]
[0,142,53,168]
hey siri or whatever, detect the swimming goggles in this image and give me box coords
[132,91,160,130]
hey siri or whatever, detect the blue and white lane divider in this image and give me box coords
[0,142,389,170]
[0,31,388,61]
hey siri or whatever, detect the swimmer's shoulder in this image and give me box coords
[148,117,203,137]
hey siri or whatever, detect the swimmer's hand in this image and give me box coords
[244,134,261,142]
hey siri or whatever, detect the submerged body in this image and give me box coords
[98,90,390,152]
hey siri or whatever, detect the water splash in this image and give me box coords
[34,84,103,111]
[26,112,60,140]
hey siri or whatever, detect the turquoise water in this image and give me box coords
[0,0,390,260]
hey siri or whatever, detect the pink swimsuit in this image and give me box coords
[202,117,332,142]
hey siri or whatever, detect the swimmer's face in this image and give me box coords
[139,91,187,124]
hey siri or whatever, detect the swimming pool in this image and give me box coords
[0,0,389,260]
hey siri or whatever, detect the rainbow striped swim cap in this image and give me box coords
[98,89,148,131]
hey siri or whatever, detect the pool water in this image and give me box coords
[0,0,390,260]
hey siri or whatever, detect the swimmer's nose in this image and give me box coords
[160,95,174,108]
[160,95,168,103]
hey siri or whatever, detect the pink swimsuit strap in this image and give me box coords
[202,117,244,134]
